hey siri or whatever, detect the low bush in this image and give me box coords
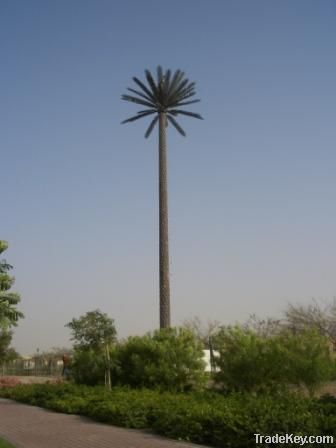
[213,326,335,395]
[70,349,105,386]
[1,383,336,447]
[70,327,206,390]
[112,327,206,391]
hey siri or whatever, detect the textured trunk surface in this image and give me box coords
[159,112,171,328]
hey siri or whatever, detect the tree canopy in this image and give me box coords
[0,241,23,329]
[65,309,117,351]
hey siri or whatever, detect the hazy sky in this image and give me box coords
[1,0,336,354]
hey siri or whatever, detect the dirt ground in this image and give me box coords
[3,376,336,397]
[3,376,62,384]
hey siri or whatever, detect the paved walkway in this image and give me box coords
[0,399,206,448]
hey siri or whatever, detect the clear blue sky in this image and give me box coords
[1,0,335,354]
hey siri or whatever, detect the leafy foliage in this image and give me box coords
[70,349,105,386]
[65,309,117,351]
[275,329,336,396]
[0,330,18,365]
[112,328,206,391]
[121,66,203,137]
[0,241,23,330]
[2,383,336,447]
[213,325,335,395]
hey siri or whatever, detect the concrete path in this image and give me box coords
[0,399,206,448]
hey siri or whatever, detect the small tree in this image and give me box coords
[66,310,117,388]
[66,309,117,350]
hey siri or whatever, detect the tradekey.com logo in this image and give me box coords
[255,434,334,445]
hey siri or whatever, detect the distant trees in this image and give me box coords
[182,316,221,348]
[284,299,336,345]
[182,301,336,396]
[65,299,336,395]
[213,325,335,396]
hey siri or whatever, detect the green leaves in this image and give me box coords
[0,241,23,329]
[1,383,331,448]
[111,327,206,391]
[213,325,335,395]
[66,309,117,351]
[0,241,8,256]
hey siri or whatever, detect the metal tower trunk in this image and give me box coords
[158,112,171,328]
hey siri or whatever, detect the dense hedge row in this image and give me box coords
[70,327,206,391]
[1,383,336,447]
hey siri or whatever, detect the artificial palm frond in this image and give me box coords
[173,78,189,96]
[167,115,186,136]
[175,99,200,107]
[121,95,154,108]
[132,77,156,101]
[169,110,203,119]
[173,84,196,100]
[145,70,159,99]
[121,110,156,124]
[145,115,159,138]
[122,66,202,137]
[157,66,163,84]
[127,87,154,103]
[164,68,171,87]
[167,70,184,98]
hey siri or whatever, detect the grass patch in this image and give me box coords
[0,438,16,448]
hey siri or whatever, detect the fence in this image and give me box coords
[1,358,63,377]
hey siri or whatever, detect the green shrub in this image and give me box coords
[2,383,336,447]
[112,327,206,391]
[70,349,105,386]
[214,326,335,394]
[275,330,336,396]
